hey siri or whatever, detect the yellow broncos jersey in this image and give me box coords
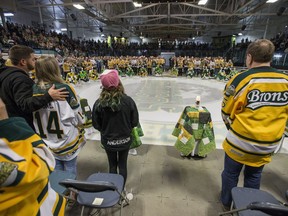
[221,66,288,167]
[0,117,66,216]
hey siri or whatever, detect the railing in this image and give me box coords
[1,46,59,59]
[34,49,58,56]
[272,52,288,69]
[231,48,288,70]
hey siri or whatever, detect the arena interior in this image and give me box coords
[0,0,288,215]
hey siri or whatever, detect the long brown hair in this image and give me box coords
[97,81,125,112]
[35,56,64,86]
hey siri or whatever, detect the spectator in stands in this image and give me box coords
[62,57,71,79]
[92,69,139,185]
[0,97,66,215]
[0,45,68,130]
[220,39,288,210]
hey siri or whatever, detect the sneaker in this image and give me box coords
[180,152,193,159]
[129,148,137,156]
[221,204,231,211]
[219,192,231,212]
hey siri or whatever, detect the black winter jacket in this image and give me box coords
[92,94,139,151]
[0,66,52,130]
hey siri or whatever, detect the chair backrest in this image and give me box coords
[248,202,288,216]
[59,179,117,193]
[231,187,288,216]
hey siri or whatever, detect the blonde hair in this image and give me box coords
[96,81,125,112]
[35,56,64,85]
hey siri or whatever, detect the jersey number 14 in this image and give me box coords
[34,111,64,139]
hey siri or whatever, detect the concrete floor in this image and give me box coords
[64,75,288,216]
[65,141,288,216]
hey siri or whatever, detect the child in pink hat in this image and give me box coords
[100,69,120,89]
[92,69,139,187]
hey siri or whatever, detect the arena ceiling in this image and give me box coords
[1,0,287,40]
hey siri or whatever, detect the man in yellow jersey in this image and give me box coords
[0,98,66,215]
[220,39,288,209]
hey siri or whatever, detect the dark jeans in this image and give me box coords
[105,148,129,185]
[221,153,264,206]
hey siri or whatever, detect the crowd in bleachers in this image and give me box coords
[0,21,287,65]
[270,29,288,52]
[235,30,288,53]
[5,20,288,83]
[0,21,237,57]
[0,22,108,56]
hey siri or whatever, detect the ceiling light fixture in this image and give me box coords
[133,2,142,7]
[61,28,67,31]
[73,4,85,10]
[4,13,14,17]
[266,0,278,3]
[198,0,208,5]
[274,54,282,58]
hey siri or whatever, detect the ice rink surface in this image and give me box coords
[75,76,288,153]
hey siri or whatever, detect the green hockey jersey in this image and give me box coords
[0,117,66,215]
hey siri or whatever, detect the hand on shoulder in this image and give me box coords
[0,98,8,120]
[48,84,69,101]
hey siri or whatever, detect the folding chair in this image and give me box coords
[219,187,288,216]
[59,173,129,216]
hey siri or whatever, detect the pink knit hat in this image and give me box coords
[100,69,120,89]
